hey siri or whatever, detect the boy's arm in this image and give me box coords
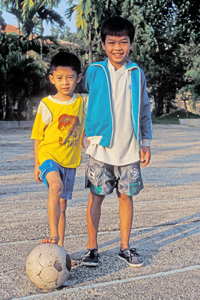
[34,139,42,183]
[140,72,152,142]
[82,93,88,115]
[81,130,86,148]
[81,93,88,148]
[140,71,152,167]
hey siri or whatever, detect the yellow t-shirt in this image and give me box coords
[31,94,85,168]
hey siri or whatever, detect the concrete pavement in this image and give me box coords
[0,124,200,300]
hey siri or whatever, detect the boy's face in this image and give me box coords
[49,66,82,100]
[102,35,133,70]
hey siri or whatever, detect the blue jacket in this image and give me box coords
[85,58,152,148]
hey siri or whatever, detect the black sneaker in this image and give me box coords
[82,248,99,266]
[118,248,143,267]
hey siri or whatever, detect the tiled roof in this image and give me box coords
[4,24,21,34]
[3,24,83,50]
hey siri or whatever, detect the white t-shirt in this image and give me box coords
[86,60,140,166]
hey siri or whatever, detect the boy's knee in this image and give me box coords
[91,192,105,203]
[49,181,63,195]
[118,193,133,202]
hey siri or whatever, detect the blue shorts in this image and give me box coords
[85,156,143,196]
[39,159,76,200]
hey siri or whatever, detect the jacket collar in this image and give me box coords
[91,58,139,70]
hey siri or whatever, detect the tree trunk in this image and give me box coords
[88,21,92,65]
[1,94,6,120]
[16,1,21,35]
[183,100,189,118]
[39,21,44,59]
[17,97,25,120]
[5,96,14,120]
[18,19,20,35]
[40,38,43,59]
[156,85,164,117]
[181,94,189,118]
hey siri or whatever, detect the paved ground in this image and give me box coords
[0,124,200,300]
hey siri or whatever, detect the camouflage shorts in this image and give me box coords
[85,156,144,196]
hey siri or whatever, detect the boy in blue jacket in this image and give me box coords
[82,16,152,267]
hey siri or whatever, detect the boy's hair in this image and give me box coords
[101,16,135,44]
[49,51,81,75]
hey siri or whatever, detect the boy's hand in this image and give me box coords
[140,146,151,167]
[81,131,89,148]
[34,164,42,183]
[81,131,86,148]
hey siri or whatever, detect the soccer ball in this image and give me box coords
[26,244,71,291]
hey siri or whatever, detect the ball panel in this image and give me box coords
[26,245,43,264]
[38,251,55,268]
[26,260,43,277]
[40,266,58,282]
[30,274,45,289]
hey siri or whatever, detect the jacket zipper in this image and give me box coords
[127,66,141,144]
[91,64,114,147]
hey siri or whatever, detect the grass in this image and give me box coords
[152,109,200,124]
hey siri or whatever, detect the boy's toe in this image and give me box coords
[41,236,59,244]
[71,259,77,267]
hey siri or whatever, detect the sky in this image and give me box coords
[1,0,77,34]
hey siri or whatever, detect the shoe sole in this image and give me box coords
[118,255,143,268]
[82,261,98,267]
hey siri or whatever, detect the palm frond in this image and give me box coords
[38,8,65,27]
[65,5,77,19]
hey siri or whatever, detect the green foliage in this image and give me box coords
[51,23,83,45]
[65,0,199,114]
[0,1,67,119]
[184,57,200,102]
[123,0,200,116]
[0,50,47,120]
[181,43,200,104]
[5,51,46,99]
[0,29,58,58]
[66,0,125,64]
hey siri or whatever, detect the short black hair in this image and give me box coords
[101,16,135,44]
[49,51,81,75]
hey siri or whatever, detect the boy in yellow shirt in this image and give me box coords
[31,52,86,248]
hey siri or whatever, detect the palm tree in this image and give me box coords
[22,0,65,58]
[0,51,47,120]
[1,0,23,34]
[0,24,51,119]
[22,0,62,35]
[0,11,7,30]
[2,0,65,58]
[66,0,102,65]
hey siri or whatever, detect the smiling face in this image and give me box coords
[102,35,133,70]
[49,66,82,101]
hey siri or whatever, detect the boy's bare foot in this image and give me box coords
[41,238,76,267]
[41,236,59,244]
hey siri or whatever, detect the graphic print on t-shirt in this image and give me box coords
[58,114,81,147]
